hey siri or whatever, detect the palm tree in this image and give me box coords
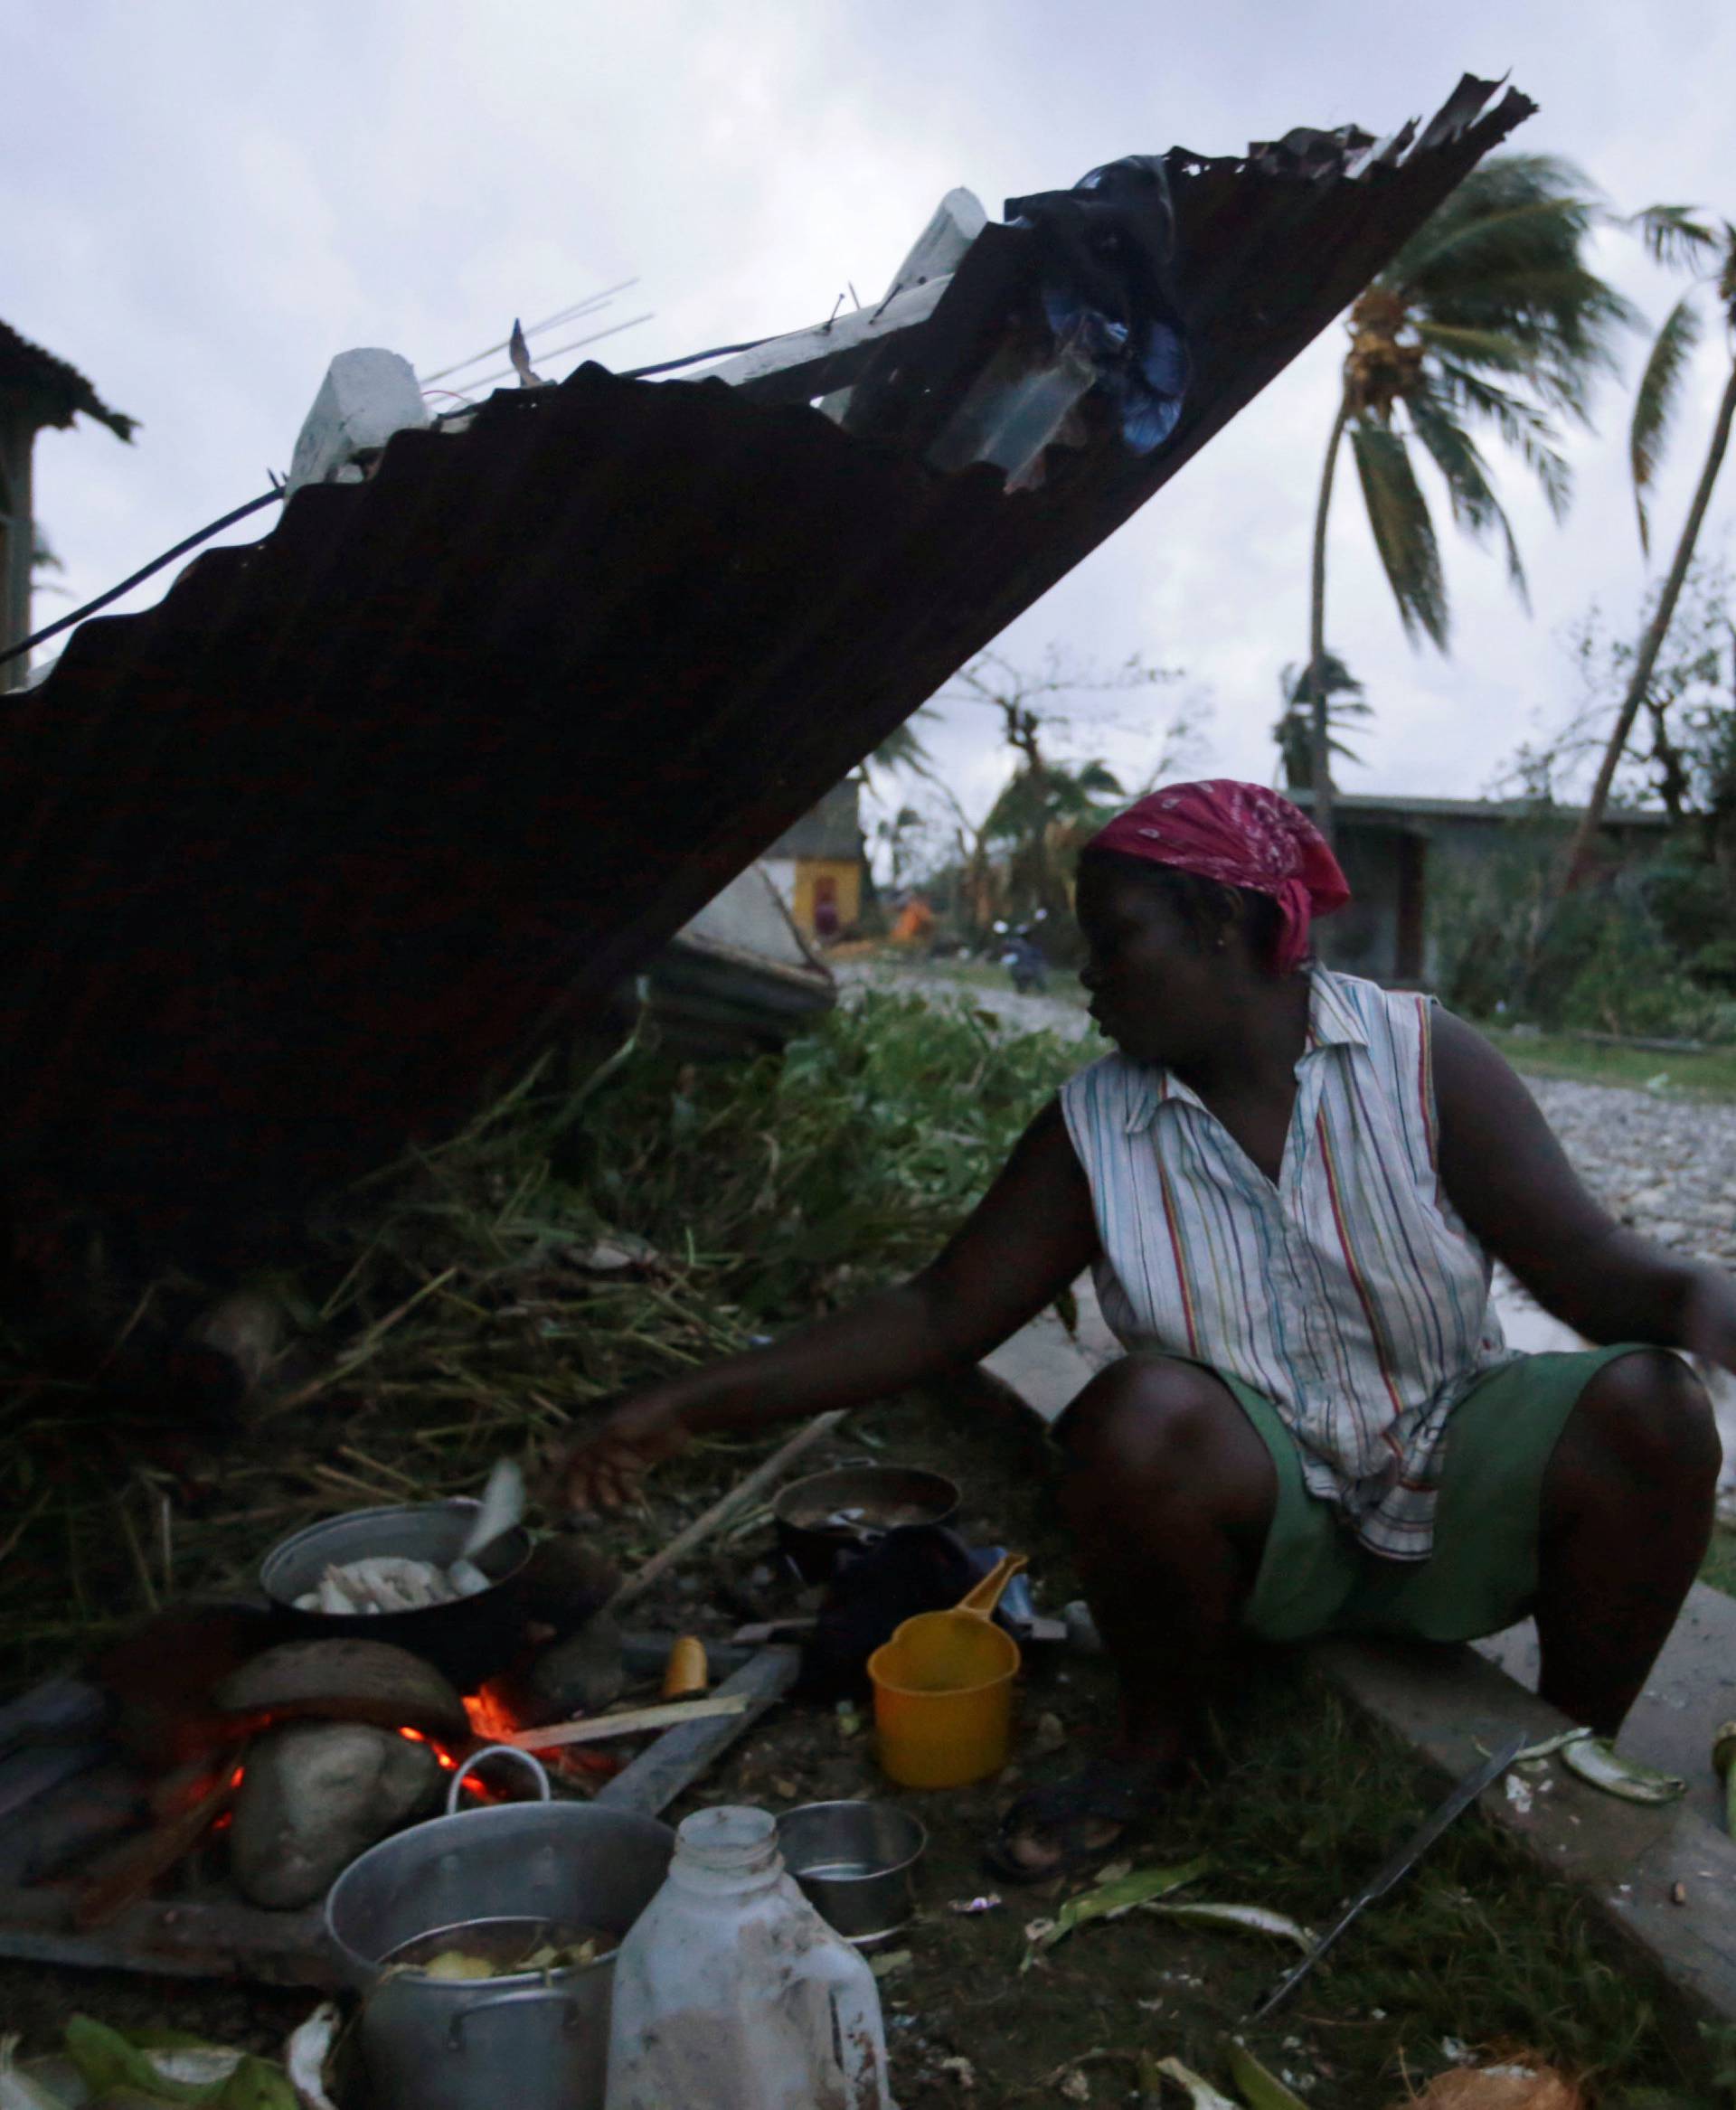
[1274,654,1371,793]
[1564,209,1736,885]
[1305,155,1635,844]
[984,756,1124,920]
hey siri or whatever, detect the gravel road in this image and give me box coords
[844,959,1736,1265]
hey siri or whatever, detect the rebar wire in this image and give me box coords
[417,278,642,385]
[0,486,284,673]
[459,310,655,392]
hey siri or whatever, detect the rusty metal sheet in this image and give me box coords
[0,77,1532,1279]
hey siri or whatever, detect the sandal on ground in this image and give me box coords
[983,1752,1188,1886]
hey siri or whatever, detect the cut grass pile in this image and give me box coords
[0,991,1080,1693]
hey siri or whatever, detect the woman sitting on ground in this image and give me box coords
[562,779,1731,1880]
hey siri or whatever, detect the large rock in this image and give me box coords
[230,1720,441,1908]
[213,1637,470,1742]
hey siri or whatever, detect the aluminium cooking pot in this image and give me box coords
[772,1464,960,1582]
[326,1749,673,2110]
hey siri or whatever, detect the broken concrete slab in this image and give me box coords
[1316,1636,1736,2035]
[978,1302,1736,2030]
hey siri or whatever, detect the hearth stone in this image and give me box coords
[230,1721,442,1908]
[527,1610,626,1719]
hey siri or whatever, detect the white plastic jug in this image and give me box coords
[604,1804,895,2110]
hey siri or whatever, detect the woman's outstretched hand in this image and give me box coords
[561,1395,690,1512]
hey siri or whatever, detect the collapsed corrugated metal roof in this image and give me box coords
[0,319,136,440]
[0,76,1531,1278]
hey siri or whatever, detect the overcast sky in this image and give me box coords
[6,1,1734,857]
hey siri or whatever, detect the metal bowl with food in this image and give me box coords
[259,1500,533,1690]
[772,1465,960,1581]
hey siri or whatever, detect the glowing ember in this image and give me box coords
[463,1689,520,1743]
[394,1719,495,1795]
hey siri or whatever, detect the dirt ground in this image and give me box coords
[1,1382,1713,2105]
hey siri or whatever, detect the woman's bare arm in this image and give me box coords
[1432,1007,1736,1363]
[563,1098,1099,1505]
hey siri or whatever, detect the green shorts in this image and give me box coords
[1230,1345,1654,1645]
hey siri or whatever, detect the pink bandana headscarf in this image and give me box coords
[1083,779,1350,974]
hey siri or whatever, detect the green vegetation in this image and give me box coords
[1480,1024,1736,1100]
[0,991,1081,1694]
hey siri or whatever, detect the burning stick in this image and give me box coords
[74,1747,249,1930]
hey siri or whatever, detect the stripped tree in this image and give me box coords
[1564,208,1736,885]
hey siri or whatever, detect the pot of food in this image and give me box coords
[772,1465,960,1582]
[260,1500,532,1689]
[326,1749,672,2110]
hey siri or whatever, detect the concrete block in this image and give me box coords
[286,348,429,498]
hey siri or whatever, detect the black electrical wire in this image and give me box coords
[620,334,774,379]
[1,327,781,677]
[0,486,285,673]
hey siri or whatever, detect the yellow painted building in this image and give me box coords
[761,780,868,942]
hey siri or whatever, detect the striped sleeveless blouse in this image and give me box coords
[1059,967,1513,1559]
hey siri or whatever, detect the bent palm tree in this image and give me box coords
[1564,209,1736,884]
[1306,155,1634,844]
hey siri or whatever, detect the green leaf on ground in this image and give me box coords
[1226,2039,1311,2107]
[1022,1855,1211,1964]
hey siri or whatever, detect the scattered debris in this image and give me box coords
[1504,1775,1533,1816]
[1033,1710,1068,1753]
[0,2037,69,2110]
[62,2016,296,2107]
[1558,1738,1685,1804]
[285,2003,341,2110]
[1504,1728,1593,1766]
[947,1893,1004,1915]
[869,1948,913,1981]
[1385,2054,1583,2106]
[1145,1900,1316,1952]
[1154,2055,1241,2107]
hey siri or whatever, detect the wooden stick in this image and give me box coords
[506,1695,747,1752]
[610,1409,845,1609]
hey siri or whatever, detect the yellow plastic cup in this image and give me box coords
[867,1554,1027,1788]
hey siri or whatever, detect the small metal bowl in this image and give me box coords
[259,1500,533,1691]
[772,1465,960,1582]
[778,1799,927,1947]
